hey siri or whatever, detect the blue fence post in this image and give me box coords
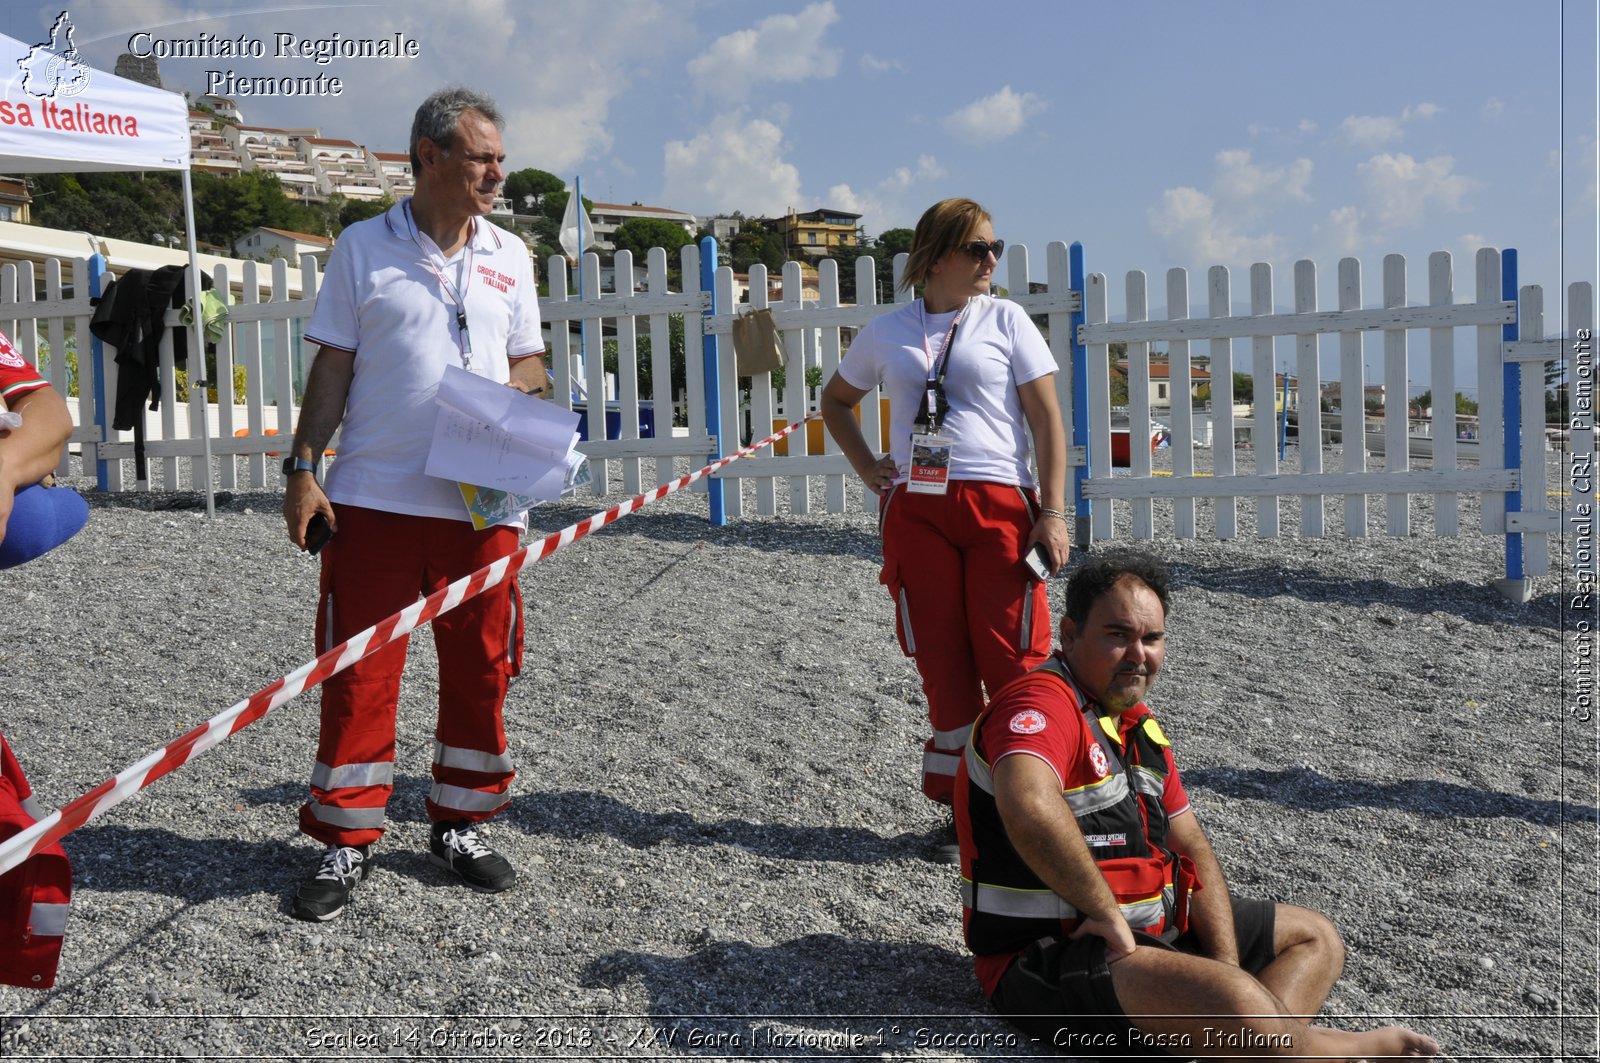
[1502,248,1523,584]
[88,253,111,491]
[700,236,727,526]
[1069,242,1090,547]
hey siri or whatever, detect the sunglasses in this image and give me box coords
[956,239,1004,260]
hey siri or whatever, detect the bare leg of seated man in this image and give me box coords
[1110,906,1438,1062]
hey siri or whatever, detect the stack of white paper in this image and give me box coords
[425,365,582,502]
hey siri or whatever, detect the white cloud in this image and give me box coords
[1340,115,1404,149]
[489,2,683,173]
[1298,118,1319,134]
[1482,97,1506,121]
[860,53,903,73]
[1147,186,1280,266]
[65,0,686,176]
[687,1,841,99]
[1339,101,1441,149]
[1213,149,1313,206]
[662,112,802,216]
[827,155,945,226]
[942,85,1044,144]
[1145,148,1312,268]
[1326,206,1364,254]
[1358,152,1473,228]
[1458,233,1493,259]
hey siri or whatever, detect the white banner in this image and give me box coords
[0,20,190,173]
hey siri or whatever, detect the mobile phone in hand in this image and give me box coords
[305,513,333,555]
[1024,542,1051,581]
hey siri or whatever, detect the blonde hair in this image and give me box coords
[898,197,991,293]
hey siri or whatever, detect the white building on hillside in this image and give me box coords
[369,151,414,200]
[227,124,320,200]
[588,201,697,253]
[297,137,386,201]
[234,226,333,267]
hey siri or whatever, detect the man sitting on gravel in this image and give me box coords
[955,552,1438,1060]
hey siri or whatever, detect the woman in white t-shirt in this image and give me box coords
[821,198,1068,859]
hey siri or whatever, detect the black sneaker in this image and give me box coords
[291,844,371,922]
[429,820,516,892]
[930,814,960,865]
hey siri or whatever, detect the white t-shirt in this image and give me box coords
[306,200,545,523]
[837,294,1057,487]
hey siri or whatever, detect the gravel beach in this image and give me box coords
[0,448,1593,1062]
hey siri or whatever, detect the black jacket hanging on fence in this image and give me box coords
[88,265,211,432]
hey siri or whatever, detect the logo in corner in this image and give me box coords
[1008,710,1047,735]
[0,332,24,368]
[1089,743,1110,778]
[19,11,92,100]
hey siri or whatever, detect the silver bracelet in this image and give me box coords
[1038,508,1068,523]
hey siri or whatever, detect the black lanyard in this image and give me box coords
[915,298,968,432]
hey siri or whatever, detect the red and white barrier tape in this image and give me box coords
[0,414,821,877]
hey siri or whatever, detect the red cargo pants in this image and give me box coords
[299,505,524,848]
[878,480,1051,804]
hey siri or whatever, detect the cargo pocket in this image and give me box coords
[880,562,917,658]
[505,581,525,677]
[316,589,335,655]
[1018,576,1050,656]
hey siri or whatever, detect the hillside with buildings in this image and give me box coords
[0,53,903,304]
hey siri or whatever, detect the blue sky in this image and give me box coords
[5,0,1596,328]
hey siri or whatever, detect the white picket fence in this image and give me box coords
[0,240,1588,593]
[1079,251,1593,586]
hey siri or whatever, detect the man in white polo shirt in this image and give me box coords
[281,86,547,922]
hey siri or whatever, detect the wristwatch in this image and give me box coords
[282,456,317,476]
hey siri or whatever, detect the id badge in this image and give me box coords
[908,432,954,494]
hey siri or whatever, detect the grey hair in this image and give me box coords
[409,87,504,171]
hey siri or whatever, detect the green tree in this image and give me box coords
[1232,371,1254,404]
[1108,342,1129,406]
[503,168,565,215]
[1412,390,1480,417]
[192,169,322,246]
[602,313,687,399]
[29,172,184,242]
[541,189,593,224]
[525,214,562,263]
[729,227,785,274]
[613,217,695,261]
[827,230,873,303]
[338,194,390,229]
[866,227,915,300]
[875,228,911,254]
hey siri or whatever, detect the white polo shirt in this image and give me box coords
[837,295,1057,487]
[306,199,545,522]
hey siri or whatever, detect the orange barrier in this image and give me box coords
[773,397,891,456]
[233,428,335,461]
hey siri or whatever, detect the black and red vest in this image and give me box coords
[960,656,1194,957]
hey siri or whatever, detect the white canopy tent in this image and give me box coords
[0,29,217,514]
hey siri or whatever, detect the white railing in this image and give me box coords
[0,241,1589,591]
[1078,251,1593,582]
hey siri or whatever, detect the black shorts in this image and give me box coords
[989,897,1277,1060]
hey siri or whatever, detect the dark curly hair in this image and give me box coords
[1063,551,1171,626]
